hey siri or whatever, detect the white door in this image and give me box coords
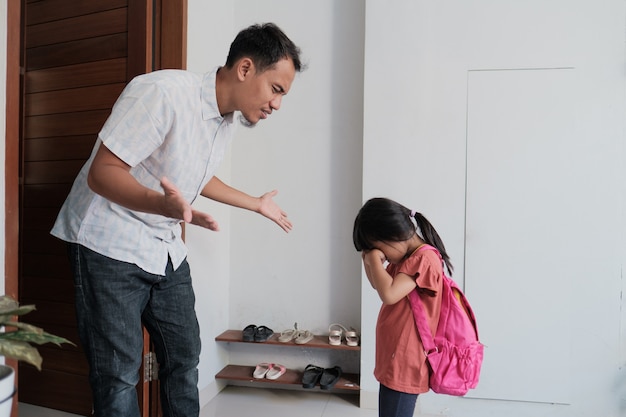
[363,1,625,415]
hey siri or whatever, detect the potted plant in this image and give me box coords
[0,295,74,416]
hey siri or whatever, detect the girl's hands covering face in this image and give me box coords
[362,248,386,267]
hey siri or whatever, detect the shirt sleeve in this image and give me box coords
[99,77,174,167]
[399,248,443,335]
[398,248,442,292]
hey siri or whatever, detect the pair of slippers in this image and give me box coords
[301,364,343,390]
[278,322,313,345]
[253,362,286,380]
[242,324,274,342]
[328,323,359,346]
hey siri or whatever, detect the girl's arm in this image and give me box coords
[362,249,417,305]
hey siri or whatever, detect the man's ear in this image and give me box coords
[237,58,255,81]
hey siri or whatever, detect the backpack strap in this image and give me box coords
[409,290,438,355]
[408,245,441,355]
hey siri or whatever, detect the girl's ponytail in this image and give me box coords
[412,211,454,275]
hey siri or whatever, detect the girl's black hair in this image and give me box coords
[225,23,303,73]
[353,197,453,275]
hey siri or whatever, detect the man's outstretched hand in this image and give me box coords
[160,177,193,222]
[258,190,292,233]
[189,209,220,231]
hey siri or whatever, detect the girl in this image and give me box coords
[353,197,453,417]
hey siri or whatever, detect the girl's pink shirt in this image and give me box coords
[374,247,443,394]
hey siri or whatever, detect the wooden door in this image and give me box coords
[10,0,186,415]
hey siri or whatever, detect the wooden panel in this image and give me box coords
[36,345,89,375]
[24,136,97,162]
[17,300,76,327]
[17,0,183,414]
[21,253,72,280]
[216,329,361,352]
[26,0,127,25]
[6,0,22,317]
[215,365,360,392]
[8,4,23,415]
[19,277,73,303]
[25,109,110,138]
[13,323,80,355]
[18,367,93,415]
[23,184,73,208]
[26,33,127,71]
[26,83,126,116]
[158,0,187,69]
[21,206,63,232]
[21,232,68,256]
[127,0,152,78]
[26,58,127,93]
[26,8,127,48]
[18,0,156,415]
[23,160,86,184]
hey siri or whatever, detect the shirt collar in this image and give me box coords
[201,67,233,123]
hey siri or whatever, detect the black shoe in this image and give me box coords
[301,364,324,388]
[253,325,274,342]
[242,324,256,342]
[320,366,342,390]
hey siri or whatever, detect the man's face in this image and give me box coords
[238,58,296,127]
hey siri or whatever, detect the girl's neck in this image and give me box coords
[405,234,426,259]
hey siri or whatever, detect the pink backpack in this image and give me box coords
[407,245,484,396]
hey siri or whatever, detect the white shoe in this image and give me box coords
[253,363,273,379]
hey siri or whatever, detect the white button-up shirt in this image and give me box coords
[51,68,234,275]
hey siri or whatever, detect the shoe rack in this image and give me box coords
[214,330,360,391]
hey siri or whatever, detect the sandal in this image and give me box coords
[278,322,299,343]
[320,365,343,390]
[265,364,286,380]
[294,329,314,345]
[344,327,359,347]
[328,323,359,346]
[253,325,274,342]
[242,324,257,342]
[328,323,345,345]
[253,362,273,379]
[301,364,324,388]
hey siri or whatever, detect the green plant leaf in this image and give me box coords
[0,295,74,370]
[1,320,44,334]
[0,330,73,346]
[0,296,36,317]
[0,340,42,370]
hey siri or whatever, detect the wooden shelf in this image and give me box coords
[215,364,360,391]
[215,329,360,351]
[215,329,361,393]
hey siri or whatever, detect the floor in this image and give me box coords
[18,386,380,417]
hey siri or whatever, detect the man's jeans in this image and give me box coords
[68,243,201,417]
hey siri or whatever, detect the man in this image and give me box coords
[51,23,302,416]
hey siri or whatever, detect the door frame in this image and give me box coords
[5,2,21,414]
[4,1,187,415]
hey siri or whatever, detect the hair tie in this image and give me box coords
[409,210,418,231]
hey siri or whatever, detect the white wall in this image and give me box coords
[184,0,365,407]
[184,0,235,404]
[362,0,625,416]
[228,0,364,346]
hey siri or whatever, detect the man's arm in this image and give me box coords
[87,143,193,223]
[201,176,293,232]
